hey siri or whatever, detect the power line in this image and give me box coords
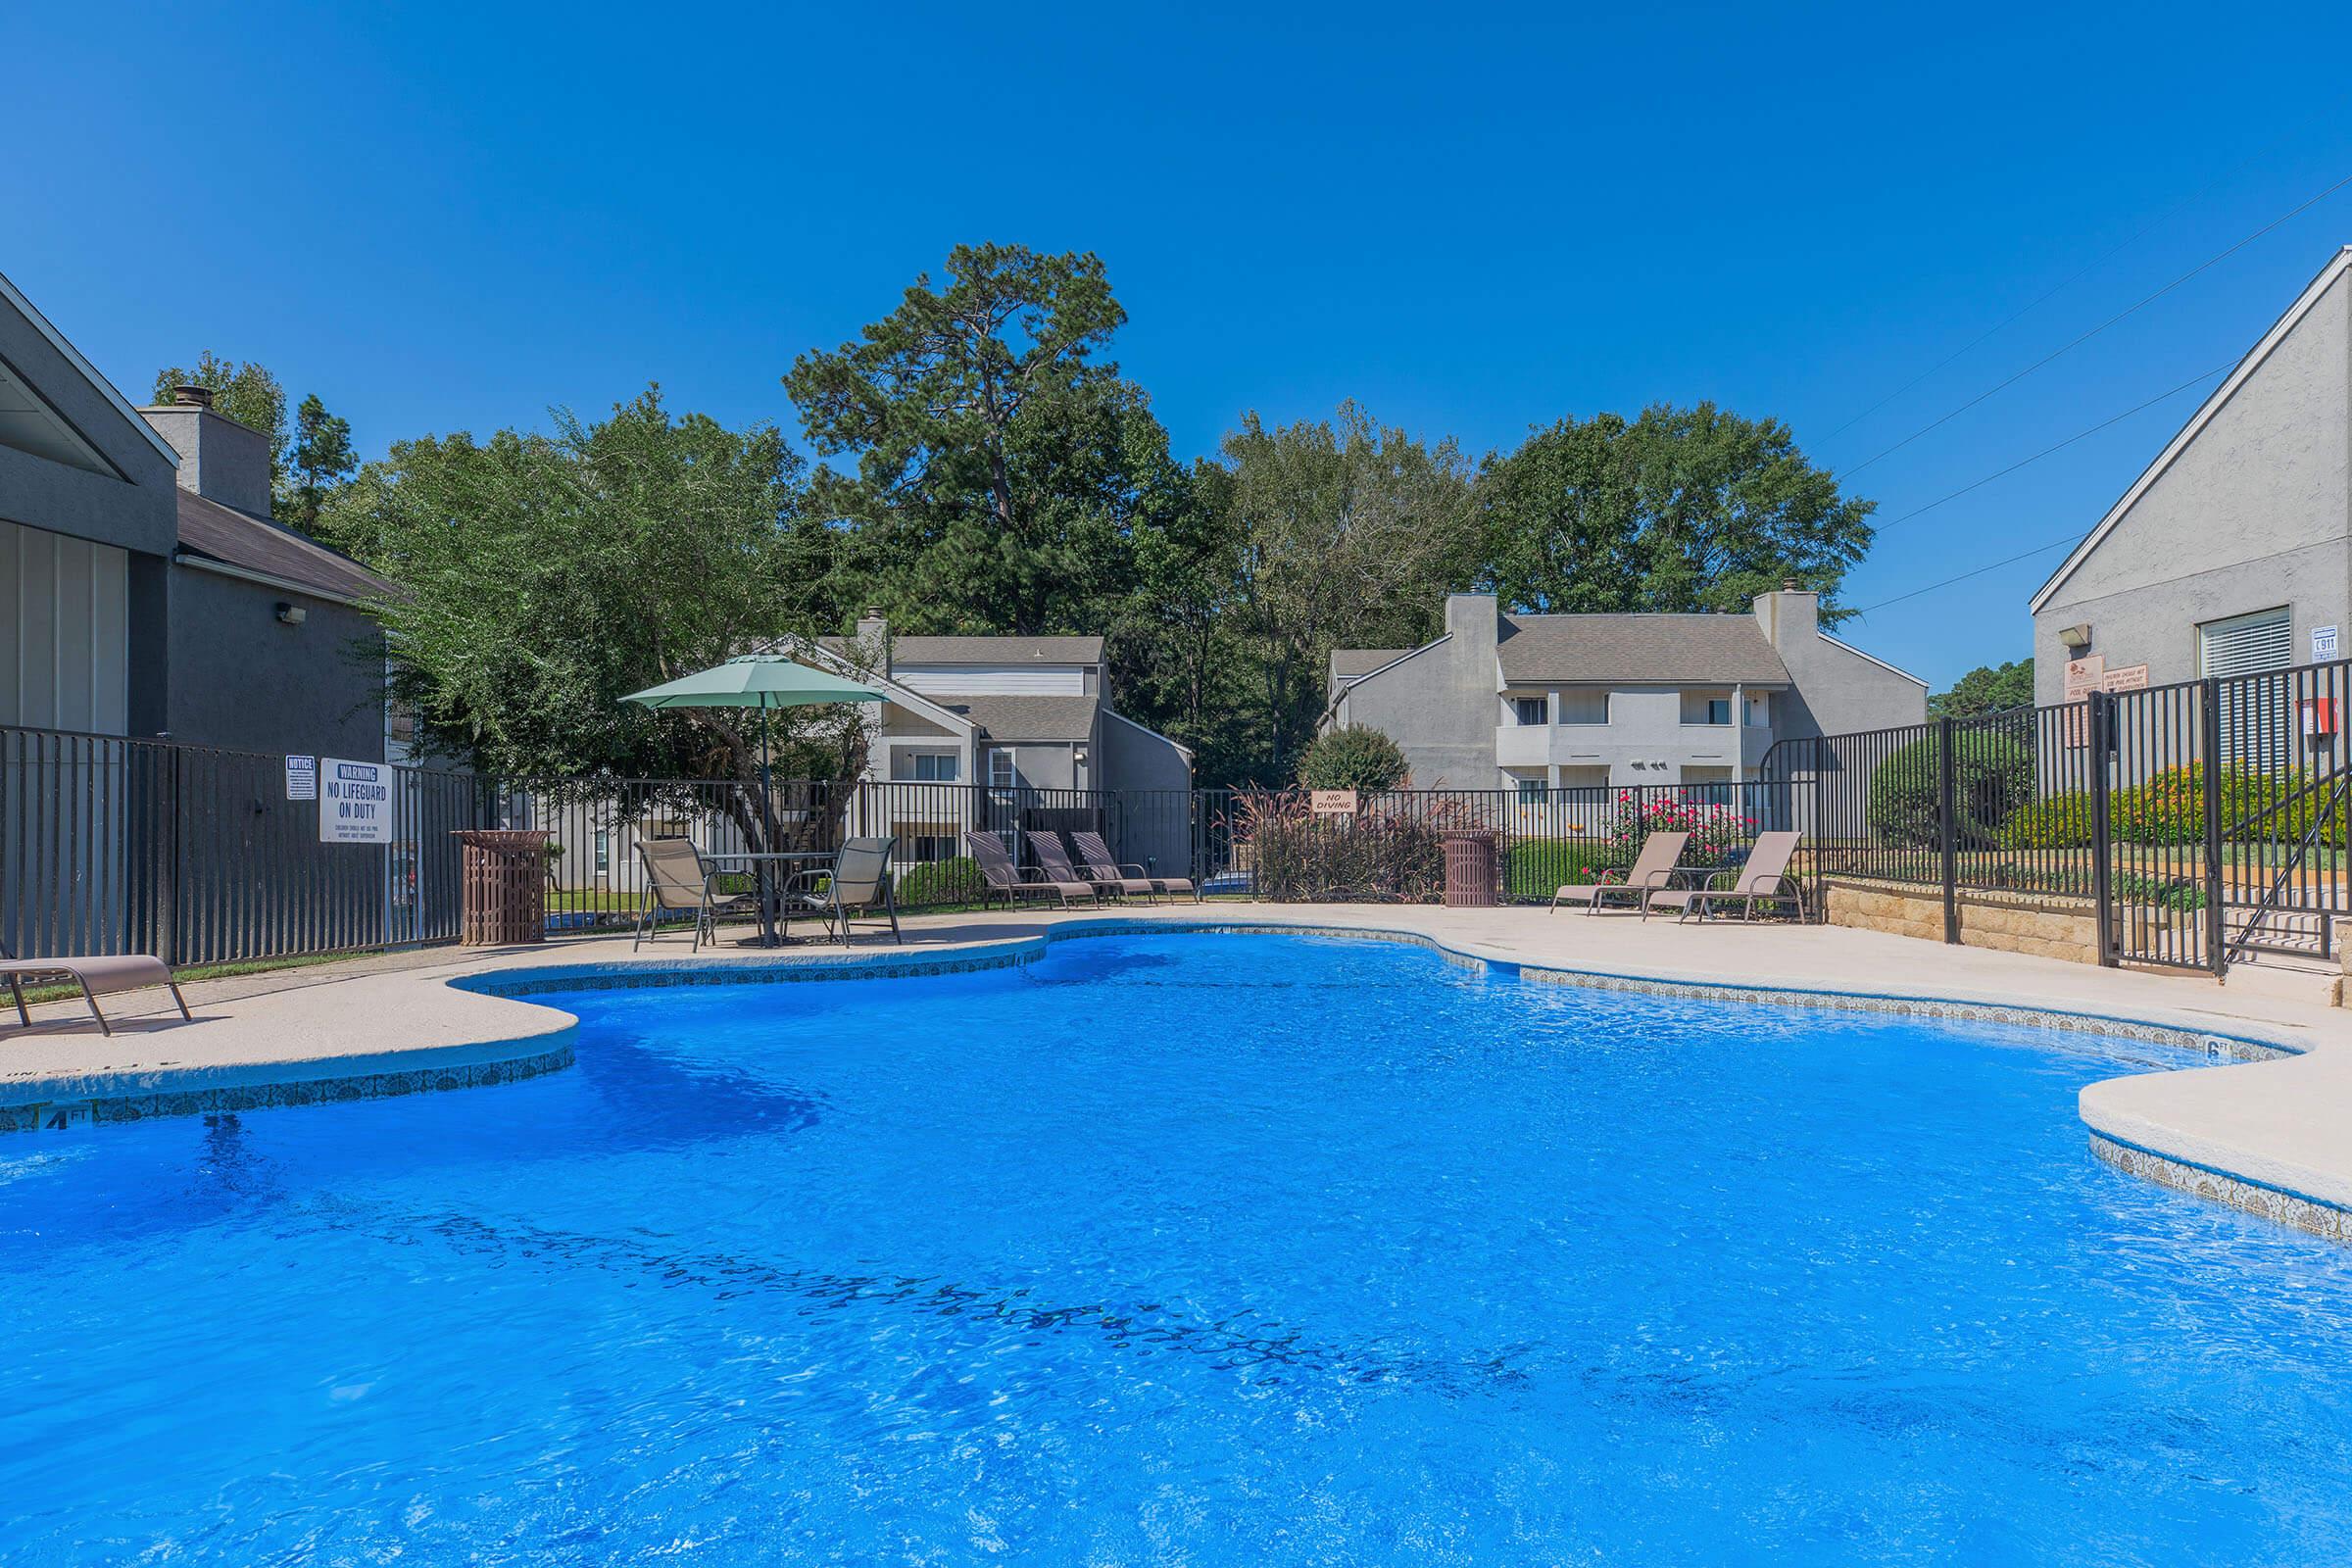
[1852,535,2082,616]
[1844,359,2237,616]
[1841,169,2352,478]
[1868,361,2230,532]
[1820,208,2194,444]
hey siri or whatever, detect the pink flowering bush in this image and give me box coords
[1601,792,1749,868]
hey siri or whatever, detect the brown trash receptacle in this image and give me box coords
[1441,830,1499,907]
[454,829,553,946]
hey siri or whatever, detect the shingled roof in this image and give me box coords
[932,692,1101,742]
[174,490,392,604]
[1495,613,1790,685]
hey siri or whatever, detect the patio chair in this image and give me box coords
[782,836,903,945]
[2,942,191,1037]
[966,830,1098,909]
[1644,831,1805,922]
[1549,831,1691,914]
[1073,829,1199,903]
[1035,830,1150,902]
[633,836,761,951]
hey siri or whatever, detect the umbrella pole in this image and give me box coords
[759,696,774,846]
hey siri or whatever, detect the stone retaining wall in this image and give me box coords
[1823,878,2100,965]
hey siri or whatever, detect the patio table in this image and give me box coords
[705,850,836,947]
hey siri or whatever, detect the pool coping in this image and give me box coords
[5,914,2341,1244]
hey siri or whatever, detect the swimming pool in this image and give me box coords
[4,931,2350,1563]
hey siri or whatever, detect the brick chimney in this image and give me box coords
[139,386,272,517]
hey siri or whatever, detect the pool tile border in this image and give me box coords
[0,1040,576,1134]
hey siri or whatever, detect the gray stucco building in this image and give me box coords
[0,269,396,760]
[1326,587,1926,792]
[2031,246,2352,705]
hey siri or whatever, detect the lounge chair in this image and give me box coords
[3,943,191,1037]
[966,831,1098,908]
[633,837,761,951]
[1644,831,1805,922]
[1035,830,1150,902]
[1549,830,1691,914]
[1074,829,1198,903]
[782,836,903,945]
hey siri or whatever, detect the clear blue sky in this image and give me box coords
[10,3,2351,690]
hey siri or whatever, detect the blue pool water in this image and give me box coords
[5,932,2352,1564]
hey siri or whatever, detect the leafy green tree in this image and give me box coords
[785,243,1150,637]
[322,386,835,784]
[154,353,289,487]
[1223,402,1478,776]
[1295,724,1409,790]
[284,392,357,534]
[1476,403,1873,620]
[1931,658,2034,718]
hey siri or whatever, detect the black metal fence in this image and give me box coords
[13,657,2350,976]
[1765,656,2352,976]
[2,725,497,966]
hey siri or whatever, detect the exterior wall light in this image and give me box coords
[275,603,308,626]
[2058,623,2092,651]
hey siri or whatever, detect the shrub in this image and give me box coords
[1505,838,1614,900]
[892,856,981,908]
[1228,791,1446,902]
[1865,731,2034,850]
[1295,725,1410,792]
[1601,794,1748,867]
[1997,765,2352,852]
[1998,791,2092,851]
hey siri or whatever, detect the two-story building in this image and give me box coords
[1325,586,1926,793]
[0,268,396,760]
[2031,246,2352,711]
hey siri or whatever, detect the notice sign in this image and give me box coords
[1309,789,1359,815]
[319,758,394,844]
[284,755,318,801]
[2317,625,2341,662]
[2063,656,2105,702]
[2101,662,2149,694]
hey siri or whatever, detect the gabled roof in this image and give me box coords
[0,269,182,472]
[935,692,1100,742]
[2030,245,2352,615]
[173,490,392,605]
[1332,648,1408,683]
[847,634,1102,664]
[1497,612,1790,685]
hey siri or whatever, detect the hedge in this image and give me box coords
[1998,764,2352,851]
[1866,732,2035,850]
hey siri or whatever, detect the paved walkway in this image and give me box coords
[6,905,2349,1238]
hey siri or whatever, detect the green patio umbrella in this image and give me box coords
[621,655,886,828]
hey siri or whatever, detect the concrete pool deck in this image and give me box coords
[4,905,2350,1241]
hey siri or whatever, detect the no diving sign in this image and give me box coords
[319,758,394,844]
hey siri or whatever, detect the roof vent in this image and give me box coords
[172,385,215,410]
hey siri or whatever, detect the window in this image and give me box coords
[1512,696,1548,726]
[1681,692,1734,725]
[909,834,957,862]
[2201,607,2293,770]
[593,830,610,876]
[1556,690,1608,725]
[909,752,958,782]
[988,750,1016,788]
[1515,776,1548,802]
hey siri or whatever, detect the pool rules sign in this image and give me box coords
[318,758,394,844]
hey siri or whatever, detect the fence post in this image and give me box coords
[2200,678,2228,981]
[160,744,182,967]
[2087,691,2117,967]
[1936,715,1959,944]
